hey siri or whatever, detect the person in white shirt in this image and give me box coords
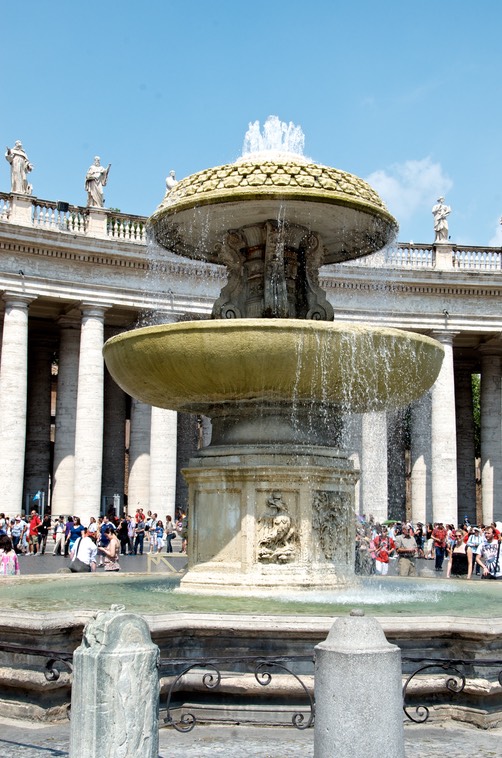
[70,528,97,572]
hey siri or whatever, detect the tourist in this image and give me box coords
[155,520,165,553]
[446,530,469,578]
[87,516,98,540]
[432,522,447,571]
[414,522,425,558]
[37,514,52,554]
[97,526,120,571]
[66,516,85,552]
[133,515,146,555]
[52,516,66,556]
[0,535,20,576]
[0,512,6,535]
[180,514,188,554]
[165,515,176,553]
[147,511,158,553]
[85,156,110,207]
[371,526,395,576]
[423,522,434,559]
[69,528,97,573]
[476,527,502,579]
[64,516,73,556]
[466,527,482,579]
[394,524,418,577]
[11,516,26,554]
[28,509,41,555]
[117,517,131,555]
[98,516,115,567]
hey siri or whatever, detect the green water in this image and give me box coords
[2,573,500,617]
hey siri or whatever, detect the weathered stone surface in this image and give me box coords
[69,608,159,758]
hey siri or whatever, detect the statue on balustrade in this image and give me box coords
[5,141,33,195]
[85,156,111,207]
[432,196,451,243]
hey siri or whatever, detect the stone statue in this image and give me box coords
[85,156,111,207]
[5,141,33,195]
[432,196,451,243]
[165,169,178,193]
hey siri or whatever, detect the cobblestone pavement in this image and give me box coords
[0,719,501,757]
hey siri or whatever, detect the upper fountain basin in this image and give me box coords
[151,157,398,264]
[103,319,443,414]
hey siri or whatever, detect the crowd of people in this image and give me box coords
[0,508,188,575]
[355,517,502,580]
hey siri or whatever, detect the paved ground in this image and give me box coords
[15,550,188,575]
[0,718,501,757]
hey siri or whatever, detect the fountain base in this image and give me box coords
[180,445,358,594]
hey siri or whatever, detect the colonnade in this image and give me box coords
[0,292,501,528]
[0,295,180,525]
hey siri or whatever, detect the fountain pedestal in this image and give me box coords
[180,445,357,593]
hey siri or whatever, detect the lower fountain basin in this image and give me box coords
[103,319,444,415]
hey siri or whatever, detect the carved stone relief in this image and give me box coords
[312,490,352,561]
[257,491,298,563]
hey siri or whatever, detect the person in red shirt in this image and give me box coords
[432,522,447,571]
[372,526,395,576]
[28,509,41,555]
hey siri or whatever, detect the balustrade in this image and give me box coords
[454,247,501,271]
[107,211,146,242]
[32,199,87,234]
[1,192,502,268]
[0,192,11,221]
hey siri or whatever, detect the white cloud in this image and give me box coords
[365,158,453,222]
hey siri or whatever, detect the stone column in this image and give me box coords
[128,399,152,513]
[361,411,388,523]
[0,293,34,514]
[24,333,55,508]
[314,610,404,758]
[480,346,502,525]
[102,364,127,515]
[430,331,458,525]
[387,407,407,522]
[410,391,432,526]
[150,407,177,520]
[52,318,81,518]
[455,361,477,524]
[70,607,159,758]
[343,412,362,516]
[73,304,108,524]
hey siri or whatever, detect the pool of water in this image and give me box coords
[2,573,500,617]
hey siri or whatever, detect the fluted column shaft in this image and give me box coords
[52,319,81,517]
[73,305,108,524]
[0,294,34,513]
[431,331,458,525]
[480,349,502,525]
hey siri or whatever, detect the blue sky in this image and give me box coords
[2,0,502,246]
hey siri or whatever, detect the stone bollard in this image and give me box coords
[69,605,160,758]
[314,609,404,758]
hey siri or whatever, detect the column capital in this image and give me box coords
[430,330,459,346]
[78,302,112,319]
[2,291,36,308]
[479,338,502,357]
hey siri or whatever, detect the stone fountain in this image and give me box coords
[103,118,444,594]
